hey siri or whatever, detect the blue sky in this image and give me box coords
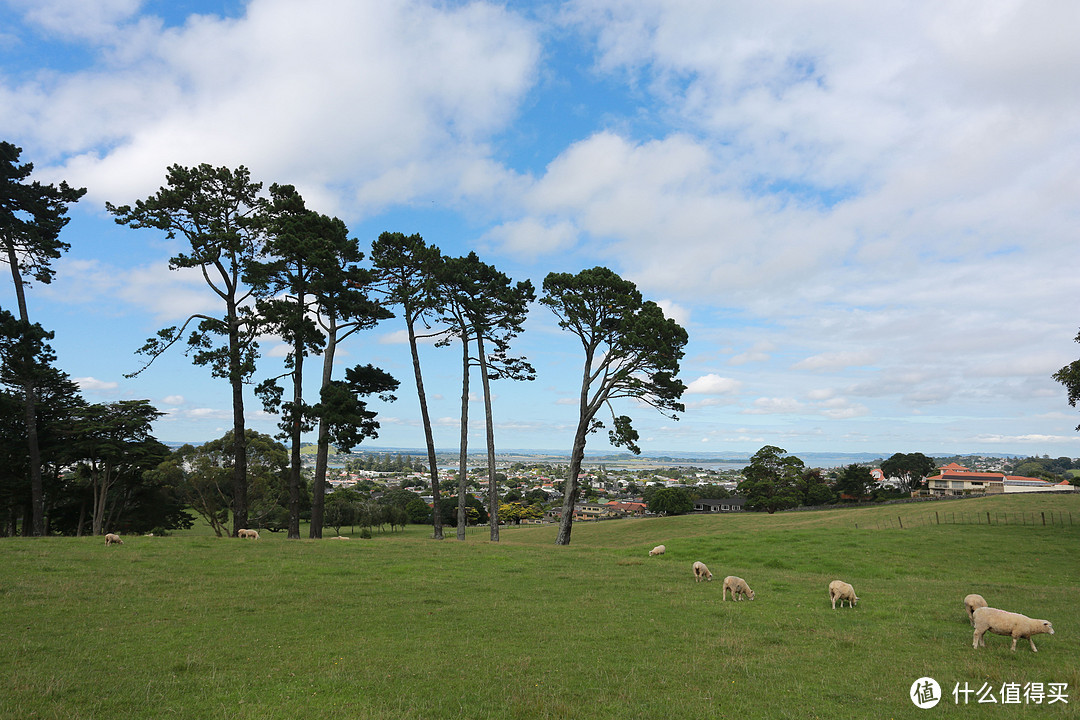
[3,0,1080,457]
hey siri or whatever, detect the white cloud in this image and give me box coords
[74,376,118,392]
[9,0,540,212]
[162,395,185,405]
[743,397,805,415]
[685,373,742,395]
[9,0,143,40]
[792,351,879,373]
[729,342,775,366]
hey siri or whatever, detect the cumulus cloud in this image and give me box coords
[685,373,742,395]
[75,376,119,392]
[6,0,540,212]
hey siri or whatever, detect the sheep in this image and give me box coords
[972,607,1054,653]
[692,561,713,582]
[648,545,666,557]
[963,593,988,626]
[330,536,350,540]
[104,533,123,546]
[828,580,858,609]
[722,575,755,601]
[237,528,260,539]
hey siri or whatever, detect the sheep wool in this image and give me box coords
[963,593,988,626]
[692,561,713,582]
[829,580,858,609]
[972,607,1054,653]
[723,575,755,601]
[649,545,666,556]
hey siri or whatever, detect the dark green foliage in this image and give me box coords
[379,487,423,510]
[648,487,693,515]
[404,496,433,524]
[738,445,802,513]
[1054,328,1080,430]
[108,163,266,535]
[834,463,874,500]
[879,452,937,493]
[438,494,488,526]
[1,141,86,535]
[154,430,291,536]
[0,141,87,286]
[370,231,445,539]
[540,266,688,545]
[795,468,835,506]
[66,400,172,536]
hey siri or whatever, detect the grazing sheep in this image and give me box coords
[104,533,123,546]
[972,607,1054,652]
[722,575,755,601]
[330,536,350,540]
[237,529,260,539]
[963,593,988,626]
[692,561,713,582]
[829,580,858,609]
[648,545,666,557]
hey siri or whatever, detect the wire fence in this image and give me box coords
[856,510,1075,530]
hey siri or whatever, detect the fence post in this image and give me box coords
[936,511,940,525]
[898,516,903,529]
[987,511,991,525]
[1042,512,1046,526]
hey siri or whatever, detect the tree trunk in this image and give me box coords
[287,305,304,540]
[310,321,337,539]
[556,356,596,546]
[7,248,45,537]
[407,318,442,539]
[555,424,589,545]
[476,335,499,542]
[228,302,248,537]
[456,333,470,540]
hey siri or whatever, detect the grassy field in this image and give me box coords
[2,493,1078,719]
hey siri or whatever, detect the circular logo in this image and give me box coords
[910,677,941,709]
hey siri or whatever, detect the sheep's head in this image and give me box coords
[853,596,859,606]
[748,589,755,600]
[1041,621,1054,635]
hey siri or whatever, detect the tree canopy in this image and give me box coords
[541,266,687,545]
[738,445,803,514]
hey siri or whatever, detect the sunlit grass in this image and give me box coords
[2,494,1078,718]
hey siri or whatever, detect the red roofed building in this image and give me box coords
[927,463,1076,496]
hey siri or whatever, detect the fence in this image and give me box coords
[857,510,1075,530]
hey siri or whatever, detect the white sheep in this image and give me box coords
[237,528,260,539]
[692,561,713,582]
[829,580,858,609]
[963,593,988,626]
[104,533,123,546]
[972,607,1054,652]
[330,536,350,540]
[648,545,666,556]
[722,575,755,601]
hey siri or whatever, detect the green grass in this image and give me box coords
[2,494,1078,719]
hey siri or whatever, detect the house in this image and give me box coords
[573,503,616,521]
[926,463,1075,496]
[605,501,647,516]
[693,497,745,513]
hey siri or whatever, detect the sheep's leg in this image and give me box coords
[1028,638,1038,653]
[972,630,984,649]
[1010,636,1018,652]
[831,595,836,610]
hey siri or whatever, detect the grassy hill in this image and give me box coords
[2,494,1078,719]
